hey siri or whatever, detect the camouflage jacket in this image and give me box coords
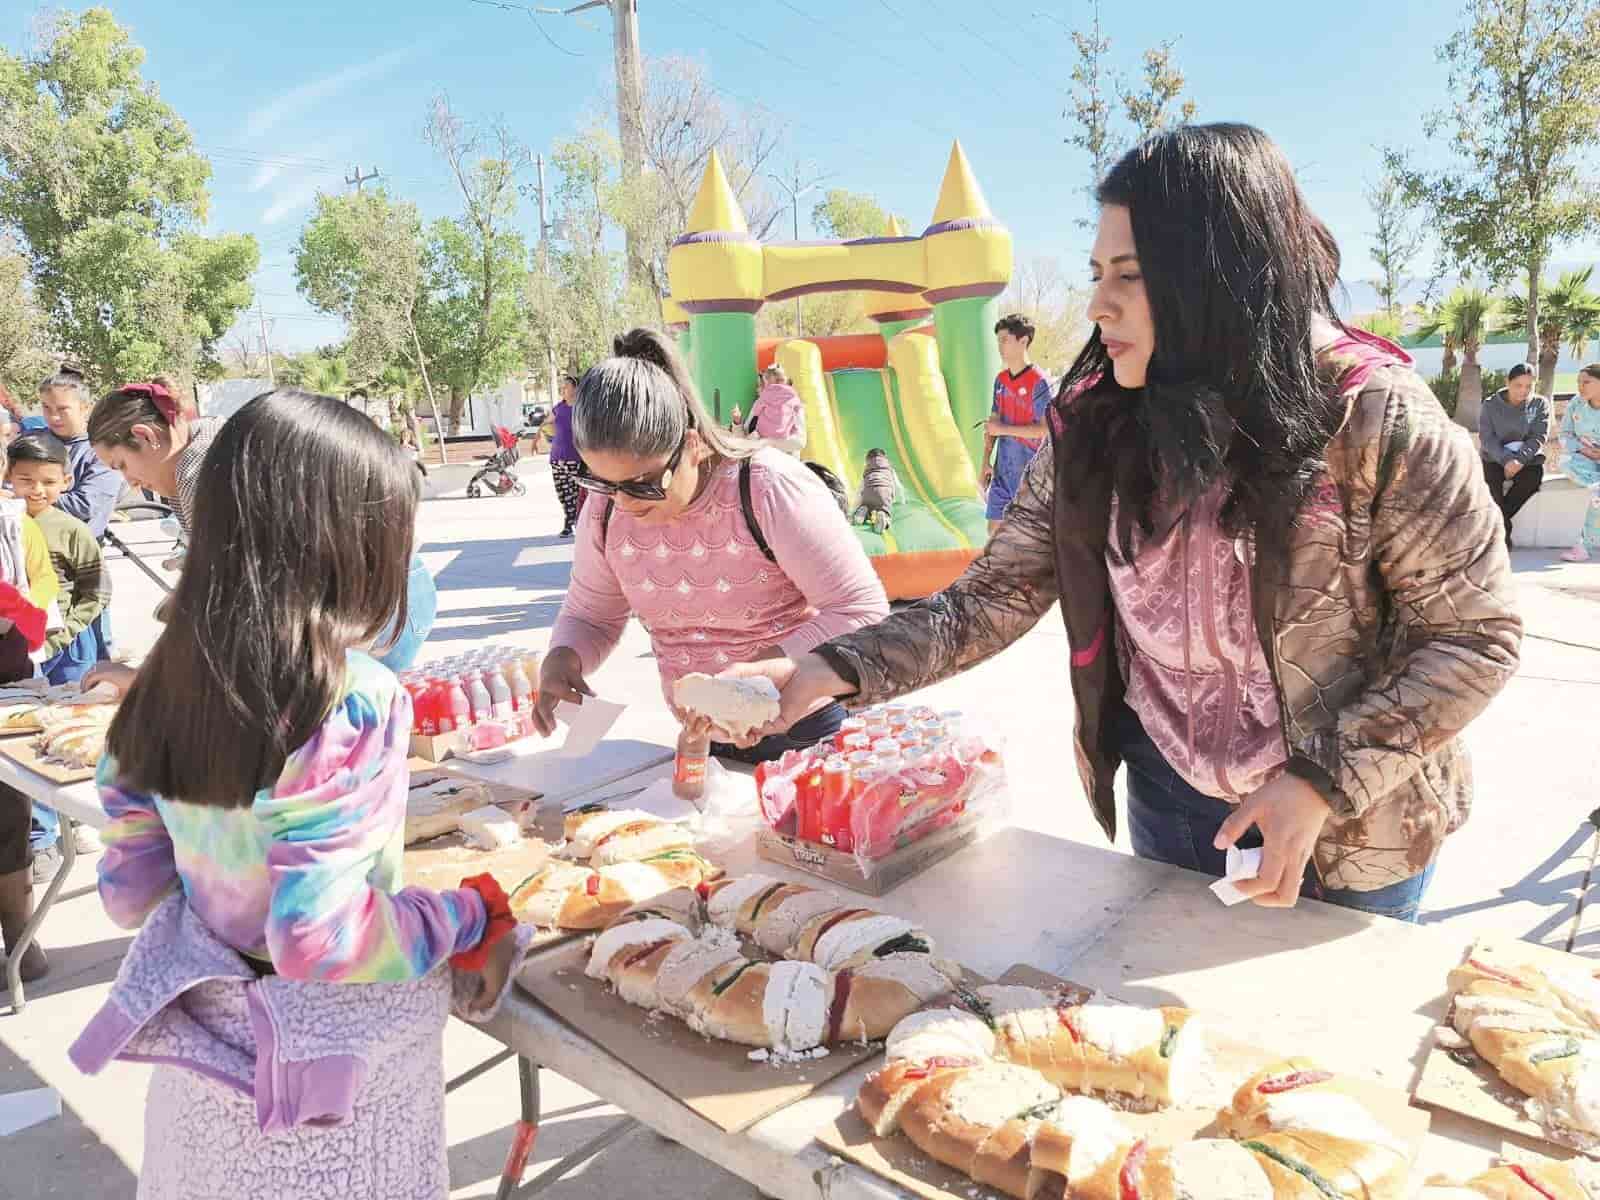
[815,354,1522,891]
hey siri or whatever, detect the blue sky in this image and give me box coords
[8,0,1600,354]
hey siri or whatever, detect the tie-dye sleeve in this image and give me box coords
[255,674,488,983]
[97,756,182,930]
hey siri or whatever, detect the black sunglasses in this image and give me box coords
[577,432,688,502]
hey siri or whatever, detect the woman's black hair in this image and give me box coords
[1056,122,1349,560]
[106,390,419,804]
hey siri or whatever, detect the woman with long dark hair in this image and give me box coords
[726,124,1520,920]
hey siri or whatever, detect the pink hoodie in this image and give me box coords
[752,382,805,444]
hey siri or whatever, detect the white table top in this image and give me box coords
[484,824,1520,1200]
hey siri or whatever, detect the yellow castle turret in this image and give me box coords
[921,140,1011,302]
[667,150,764,313]
[862,216,934,325]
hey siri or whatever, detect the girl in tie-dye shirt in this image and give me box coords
[84,391,518,1200]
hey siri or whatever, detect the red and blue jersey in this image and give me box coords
[990,365,1052,485]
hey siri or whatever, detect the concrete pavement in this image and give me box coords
[2,453,1597,1198]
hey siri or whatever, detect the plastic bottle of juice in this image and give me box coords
[442,678,471,733]
[464,671,491,724]
[819,756,853,852]
[487,669,513,721]
[416,678,443,736]
[673,727,710,803]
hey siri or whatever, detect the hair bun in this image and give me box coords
[57,362,85,381]
[612,327,673,372]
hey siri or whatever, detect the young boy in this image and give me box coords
[7,434,108,684]
[5,434,104,891]
[982,313,1052,534]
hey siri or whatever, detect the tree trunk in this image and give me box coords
[447,386,466,435]
[1441,341,1458,376]
[1457,353,1485,431]
[1537,331,1560,400]
[1525,252,1541,368]
[407,313,448,466]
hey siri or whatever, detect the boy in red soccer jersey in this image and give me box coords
[981,313,1052,534]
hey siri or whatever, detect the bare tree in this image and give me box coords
[1120,40,1197,143]
[999,254,1089,375]
[617,56,786,302]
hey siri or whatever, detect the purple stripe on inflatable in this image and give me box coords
[766,279,925,302]
[679,299,765,315]
[922,282,1006,304]
[922,217,1000,237]
[671,230,760,247]
[870,308,934,323]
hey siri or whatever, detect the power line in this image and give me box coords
[677,0,810,74]
[872,0,989,91]
[464,0,589,56]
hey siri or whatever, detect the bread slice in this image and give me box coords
[589,819,693,865]
[885,1006,997,1065]
[1143,1138,1275,1200]
[837,953,960,1041]
[584,917,690,982]
[898,1062,1059,1181]
[691,958,772,1045]
[703,875,780,930]
[763,960,831,1051]
[654,935,744,1018]
[755,889,840,956]
[858,1058,982,1138]
[673,672,780,737]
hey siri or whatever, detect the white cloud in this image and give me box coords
[243,44,423,140]
[261,174,331,226]
[249,162,285,191]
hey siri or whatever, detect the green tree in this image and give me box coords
[0,240,54,399]
[1389,0,1600,397]
[293,189,449,458]
[0,8,257,389]
[1501,268,1600,387]
[297,351,351,399]
[1366,164,1426,318]
[1120,40,1198,143]
[1062,3,1196,223]
[1416,285,1498,428]
[810,190,891,240]
[422,96,529,431]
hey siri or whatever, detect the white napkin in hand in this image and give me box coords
[1210,845,1263,907]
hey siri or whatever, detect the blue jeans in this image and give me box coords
[374,556,437,672]
[713,702,848,765]
[1113,703,1434,922]
[30,629,100,853]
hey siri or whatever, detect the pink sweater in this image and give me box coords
[551,449,888,695]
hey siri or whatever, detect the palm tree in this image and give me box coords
[1416,287,1498,428]
[1502,269,1600,397]
[298,354,351,399]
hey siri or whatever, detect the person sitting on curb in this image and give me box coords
[1560,363,1600,563]
[1480,362,1550,549]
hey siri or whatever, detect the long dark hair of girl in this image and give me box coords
[107,390,418,804]
[1056,122,1348,561]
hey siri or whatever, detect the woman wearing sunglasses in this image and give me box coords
[531,328,888,761]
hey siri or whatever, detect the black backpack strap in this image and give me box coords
[739,458,777,563]
[601,498,614,549]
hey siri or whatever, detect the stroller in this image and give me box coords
[466,425,528,498]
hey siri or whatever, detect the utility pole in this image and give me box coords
[344,165,381,192]
[767,163,829,336]
[542,0,645,282]
[533,152,557,406]
[256,302,275,387]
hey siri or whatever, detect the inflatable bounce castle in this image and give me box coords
[665,141,1013,600]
